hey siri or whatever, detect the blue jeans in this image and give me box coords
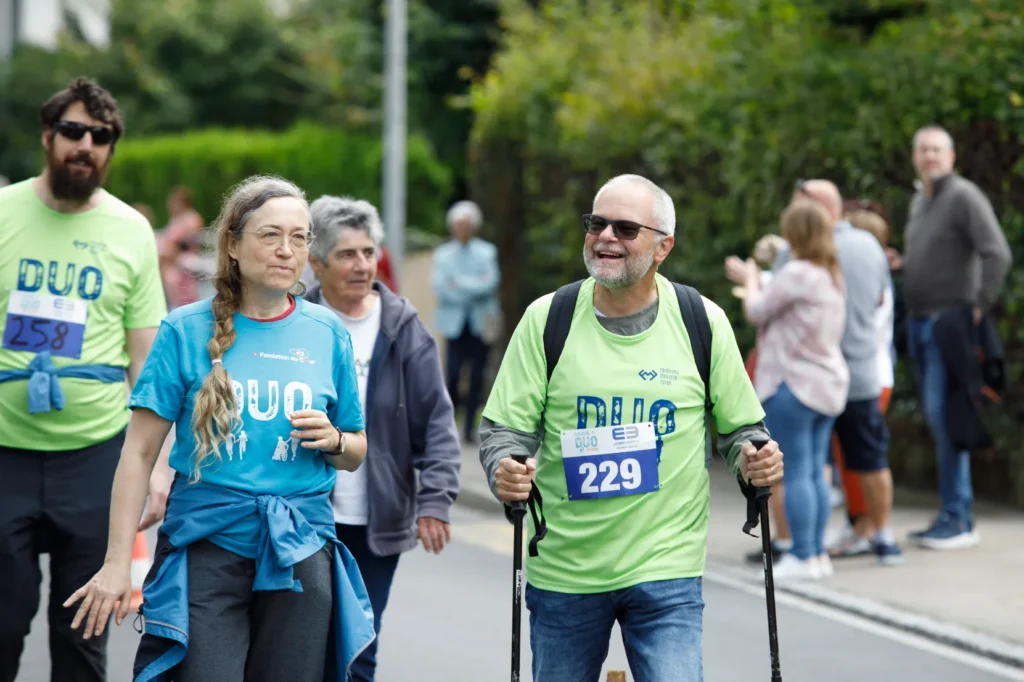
[526,578,704,682]
[907,317,973,523]
[763,383,835,560]
[335,524,401,682]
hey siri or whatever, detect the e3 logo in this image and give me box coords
[612,425,640,441]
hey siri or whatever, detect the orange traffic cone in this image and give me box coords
[130,532,151,610]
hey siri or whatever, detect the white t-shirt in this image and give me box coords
[876,286,895,390]
[323,293,382,525]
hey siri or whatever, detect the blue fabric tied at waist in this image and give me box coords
[0,350,124,413]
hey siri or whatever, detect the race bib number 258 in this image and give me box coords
[560,422,659,501]
[2,290,87,359]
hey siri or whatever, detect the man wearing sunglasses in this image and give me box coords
[0,78,168,682]
[478,174,783,681]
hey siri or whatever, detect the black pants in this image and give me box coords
[173,540,333,682]
[445,322,490,440]
[0,431,124,682]
[335,525,401,682]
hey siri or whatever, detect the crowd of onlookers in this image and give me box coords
[724,125,1013,581]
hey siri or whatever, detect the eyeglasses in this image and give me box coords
[245,228,314,251]
[52,121,118,146]
[581,214,668,241]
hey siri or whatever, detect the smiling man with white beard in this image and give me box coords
[478,174,785,682]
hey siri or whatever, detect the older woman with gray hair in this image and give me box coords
[432,200,501,444]
[304,194,461,682]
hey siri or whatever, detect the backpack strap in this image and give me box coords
[544,280,584,383]
[673,283,714,467]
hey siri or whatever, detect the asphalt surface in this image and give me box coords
[17,506,1024,682]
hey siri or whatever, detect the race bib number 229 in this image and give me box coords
[560,422,659,501]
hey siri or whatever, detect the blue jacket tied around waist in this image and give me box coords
[0,350,123,413]
[132,480,376,681]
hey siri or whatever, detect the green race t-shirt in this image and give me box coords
[482,274,765,594]
[0,180,167,450]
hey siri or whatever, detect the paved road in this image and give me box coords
[18,506,1024,681]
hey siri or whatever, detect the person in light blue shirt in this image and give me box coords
[64,176,374,682]
[432,200,501,443]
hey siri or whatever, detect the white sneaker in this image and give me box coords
[824,522,854,551]
[813,554,835,578]
[770,553,818,583]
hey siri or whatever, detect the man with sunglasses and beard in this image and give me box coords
[478,174,784,682]
[0,78,168,682]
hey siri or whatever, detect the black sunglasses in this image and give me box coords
[581,214,668,241]
[52,120,118,146]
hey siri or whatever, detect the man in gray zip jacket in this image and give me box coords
[306,195,462,682]
[894,125,1011,550]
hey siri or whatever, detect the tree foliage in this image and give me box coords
[0,0,499,199]
[468,0,1024,505]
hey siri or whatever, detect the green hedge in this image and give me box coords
[468,0,1024,507]
[105,122,453,234]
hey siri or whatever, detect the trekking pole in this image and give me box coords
[751,439,783,682]
[510,455,528,682]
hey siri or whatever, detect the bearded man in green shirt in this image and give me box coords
[479,174,784,682]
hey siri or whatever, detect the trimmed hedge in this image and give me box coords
[105,122,453,234]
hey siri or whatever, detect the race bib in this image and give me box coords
[560,422,660,501]
[3,290,87,359]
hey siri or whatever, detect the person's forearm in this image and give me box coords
[104,449,156,567]
[479,417,541,499]
[324,430,367,471]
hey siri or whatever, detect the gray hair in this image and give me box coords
[308,195,385,263]
[593,174,676,237]
[913,125,954,151]
[446,200,483,231]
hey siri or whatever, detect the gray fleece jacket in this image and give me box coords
[306,282,462,556]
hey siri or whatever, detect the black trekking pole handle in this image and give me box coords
[750,439,782,682]
[510,455,528,682]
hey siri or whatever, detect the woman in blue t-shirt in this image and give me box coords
[64,175,375,681]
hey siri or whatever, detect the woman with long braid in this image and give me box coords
[63,175,376,681]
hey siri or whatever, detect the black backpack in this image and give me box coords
[519,280,715,557]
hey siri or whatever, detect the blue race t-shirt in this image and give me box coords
[130,296,364,557]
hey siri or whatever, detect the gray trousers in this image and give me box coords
[177,539,333,682]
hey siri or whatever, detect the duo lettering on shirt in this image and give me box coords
[576,394,678,440]
[219,379,316,463]
[18,258,104,300]
[561,394,677,502]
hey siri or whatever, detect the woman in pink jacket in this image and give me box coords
[742,200,850,582]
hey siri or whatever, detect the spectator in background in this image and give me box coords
[778,181,903,566]
[157,186,205,309]
[826,202,904,565]
[742,200,849,581]
[432,200,501,444]
[133,202,157,228]
[894,125,1012,549]
[725,232,793,564]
